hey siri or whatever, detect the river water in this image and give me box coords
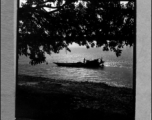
[18,46,133,88]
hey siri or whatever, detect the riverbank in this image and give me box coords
[16,75,135,120]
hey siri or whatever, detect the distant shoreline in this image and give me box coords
[16,74,135,120]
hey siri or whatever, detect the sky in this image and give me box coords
[20,0,129,7]
[68,43,82,48]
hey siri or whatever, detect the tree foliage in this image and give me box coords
[18,0,135,65]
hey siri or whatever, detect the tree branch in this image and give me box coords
[39,0,52,5]
[32,1,69,13]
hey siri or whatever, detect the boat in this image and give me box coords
[54,58,104,68]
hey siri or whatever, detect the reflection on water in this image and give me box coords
[18,46,133,88]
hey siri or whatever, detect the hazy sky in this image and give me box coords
[20,0,128,7]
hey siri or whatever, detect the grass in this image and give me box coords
[16,75,135,120]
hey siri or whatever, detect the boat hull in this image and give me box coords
[54,62,104,68]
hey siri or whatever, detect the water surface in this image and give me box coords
[18,46,133,88]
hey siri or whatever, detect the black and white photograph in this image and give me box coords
[15,0,136,120]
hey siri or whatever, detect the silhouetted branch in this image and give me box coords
[18,0,135,65]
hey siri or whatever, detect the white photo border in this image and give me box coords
[1,0,151,120]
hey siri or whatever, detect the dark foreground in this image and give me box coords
[16,75,135,120]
